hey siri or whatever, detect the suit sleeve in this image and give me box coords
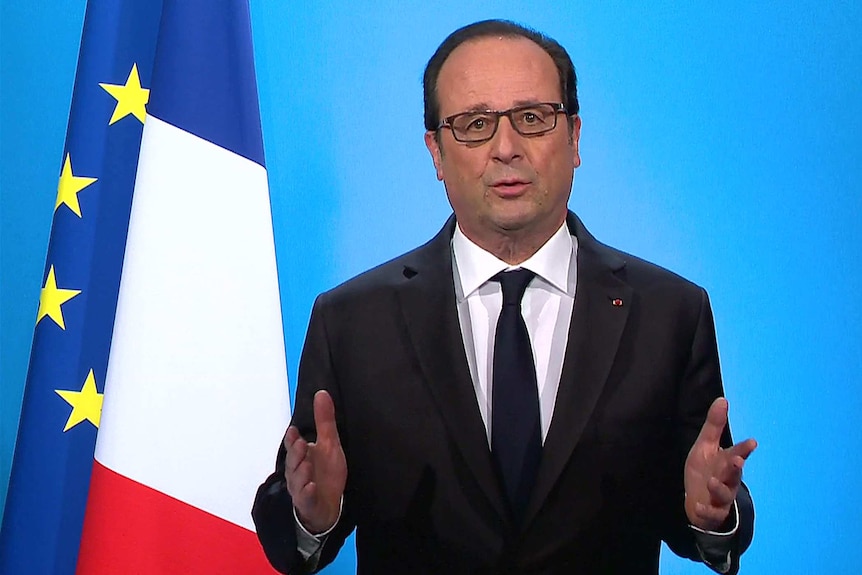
[252,295,356,574]
[661,288,754,574]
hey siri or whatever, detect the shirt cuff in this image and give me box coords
[689,500,739,574]
[293,497,343,562]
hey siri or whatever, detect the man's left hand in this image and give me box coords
[684,398,757,531]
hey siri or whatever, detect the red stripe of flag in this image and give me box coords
[76,461,278,574]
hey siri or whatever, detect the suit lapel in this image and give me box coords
[392,213,633,528]
[525,213,633,526]
[395,217,510,524]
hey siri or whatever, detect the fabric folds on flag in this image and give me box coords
[1,1,289,573]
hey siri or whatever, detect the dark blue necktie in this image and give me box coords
[491,269,542,522]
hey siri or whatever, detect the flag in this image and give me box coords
[75,0,289,570]
[1,2,162,573]
[0,1,290,573]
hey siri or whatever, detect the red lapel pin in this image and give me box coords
[611,298,624,307]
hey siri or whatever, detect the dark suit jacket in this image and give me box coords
[253,212,754,575]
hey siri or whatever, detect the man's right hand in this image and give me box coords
[283,389,347,534]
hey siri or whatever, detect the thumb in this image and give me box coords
[695,397,728,447]
[313,390,340,446]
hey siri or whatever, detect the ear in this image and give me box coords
[424,131,445,181]
[571,115,582,169]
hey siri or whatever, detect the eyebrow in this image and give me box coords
[456,99,548,113]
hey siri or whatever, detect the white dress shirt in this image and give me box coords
[451,222,577,444]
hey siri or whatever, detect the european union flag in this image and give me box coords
[0,2,163,573]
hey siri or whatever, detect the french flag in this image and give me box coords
[75,1,288,572]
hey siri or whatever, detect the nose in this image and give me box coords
[489,115,524,163]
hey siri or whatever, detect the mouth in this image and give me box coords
[489,178,531,197]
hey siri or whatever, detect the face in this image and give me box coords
[425,36,581,253]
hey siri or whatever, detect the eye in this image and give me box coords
[464,115,492,132]
[517,108,548,125]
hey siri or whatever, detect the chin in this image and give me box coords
[487,211,541,233]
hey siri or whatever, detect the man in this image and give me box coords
[253,20,756,575]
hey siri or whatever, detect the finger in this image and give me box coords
[286,436,309,474]
[713,439,756,487]
[725,437,758,461]
[694,397,729,447]
[707,447,744,485]
[293,480,321,529]
[707,476,736,508]
[294,481,340,536]
[694,501,733,529]
[283,426,303,472]
[283,426,301,451]
[714,456,743,489]
[297,479,317,506]
[313,390,341,446]
[288,459,314,501]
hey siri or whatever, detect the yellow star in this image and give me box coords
[37,265,82,330]
[55,370,103,431]
[99,63,149,125]
[55,154,97,217]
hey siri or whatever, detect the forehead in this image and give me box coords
[436,36,561,115]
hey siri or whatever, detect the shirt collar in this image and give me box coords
[452,221,574,298]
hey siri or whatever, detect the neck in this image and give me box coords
[484,237,546,265]
[462,220,564,265]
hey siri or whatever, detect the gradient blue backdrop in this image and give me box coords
[2,2,860,573]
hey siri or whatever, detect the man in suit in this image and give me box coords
[253,20,756,574]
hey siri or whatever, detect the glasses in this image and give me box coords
[437,102,567,143]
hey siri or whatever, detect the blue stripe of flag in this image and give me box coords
[0,2,163,574]
[148,0,265,167]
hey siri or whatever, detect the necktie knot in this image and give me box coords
[494,269,536,307]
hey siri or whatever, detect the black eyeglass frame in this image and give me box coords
[436,102,569,143]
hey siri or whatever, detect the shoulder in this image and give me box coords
[573,215,710,317]
[579,235,717,351]
[571,213,702,294]
[315,217,454,310]
[323,246,423,301]
[606,242,704,295]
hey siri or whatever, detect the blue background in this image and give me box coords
[2,2,860,573]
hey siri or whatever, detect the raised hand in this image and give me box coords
[684,398,757,531]
[283,390,347,534]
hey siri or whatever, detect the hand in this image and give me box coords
[684,398,757,531]
[283,390,347,534]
